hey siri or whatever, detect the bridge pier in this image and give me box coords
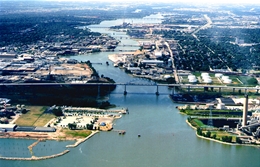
[187,86,190,93]
[219,87,221,93]
[257,89,259,94]
[98,85,100,97]
[124,84,127,95]
[245,89,248,94]
[155,85,159,96]
[233,88,235,94]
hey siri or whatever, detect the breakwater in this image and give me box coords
[0,150,70,161]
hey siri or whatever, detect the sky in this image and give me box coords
[41,0,260,4]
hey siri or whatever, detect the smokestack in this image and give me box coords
[242,94,248,127]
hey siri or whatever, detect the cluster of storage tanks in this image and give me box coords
[215,73,232,84]
[187,73,232,84]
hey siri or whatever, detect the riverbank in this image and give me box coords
[186,120,260,147]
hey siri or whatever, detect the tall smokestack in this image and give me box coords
[242,94,248,127]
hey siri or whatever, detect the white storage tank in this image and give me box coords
[215,73,223,78]
[222,76,229,80]
[223,79,232,84]
[203,78,212,83]
[188,75,196,80]
[201,73,209,77]
[202,75,211,80]
[189,78,197,83]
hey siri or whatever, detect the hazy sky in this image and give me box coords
[42,0,260,4]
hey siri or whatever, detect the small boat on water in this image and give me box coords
[113,63,118,67]
[138,134,141,137]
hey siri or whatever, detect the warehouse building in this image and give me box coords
[0,124,17,132]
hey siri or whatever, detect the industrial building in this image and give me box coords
[0,124,17,132]
[0,124,56,132]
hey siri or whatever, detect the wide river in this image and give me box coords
[1,14,260,167]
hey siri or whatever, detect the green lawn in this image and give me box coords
[15,106,55,126]
[62,129,92,138]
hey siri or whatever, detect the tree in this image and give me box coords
[166,77,176,84]
[86,124,93,130]
[21,108,28,114]
[197,128,202,136]
[205,131,211,138]
[68,123,77,130]
[52,107,63,116]
[236,137,242,144]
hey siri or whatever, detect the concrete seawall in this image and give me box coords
[0,150,70,161]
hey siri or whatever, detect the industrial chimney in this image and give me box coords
[242,94,248,127]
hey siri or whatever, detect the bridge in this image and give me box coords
[0,82,259,96]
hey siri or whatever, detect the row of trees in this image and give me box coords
[197,128,236,143]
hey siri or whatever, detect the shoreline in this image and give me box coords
[185,120,260,148]
[66,130,99,148]
[0,130,99,161]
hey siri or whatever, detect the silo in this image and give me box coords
[242,95,249,127]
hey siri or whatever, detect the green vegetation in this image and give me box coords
[15,106,55,126]
[181,108,245,117]
[62,129,92,138]
[189,118,237,143]
[188,117,205,128]
[52,107,63,117]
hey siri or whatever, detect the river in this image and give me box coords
[1,14,260,167]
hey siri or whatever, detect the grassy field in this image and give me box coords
[61,129,92,138]
[15,106,55,126]
[209,131,236,142]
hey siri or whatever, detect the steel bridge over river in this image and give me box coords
[1,83,259,95]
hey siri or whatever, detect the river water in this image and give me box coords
[1,14,260,167]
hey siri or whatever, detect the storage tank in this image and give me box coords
[189,78,197,83]
[203,78,212,83]
[223,79,232,84]
[221,76,229,80]
[201,73,209,77]
[215,73,223,78]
